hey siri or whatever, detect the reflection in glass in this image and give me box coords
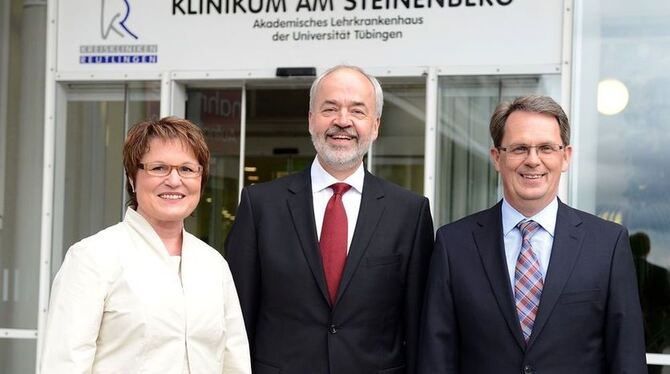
[574,0,670,362]
[631,232,670,365]
[435,76,559,227]
[372,81,425,195]
[647,366,668,374]
[186,89,242,253]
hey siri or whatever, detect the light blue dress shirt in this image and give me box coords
[501,198,558,290]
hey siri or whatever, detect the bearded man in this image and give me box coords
[226,65,434,374]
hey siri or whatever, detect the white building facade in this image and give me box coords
[1,0,670,371]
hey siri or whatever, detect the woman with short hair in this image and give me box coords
[41,117,250,374]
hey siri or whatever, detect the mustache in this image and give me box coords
[325,127,357,137]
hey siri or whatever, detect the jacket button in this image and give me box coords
[329,324,337,334]
[523,365,533,374]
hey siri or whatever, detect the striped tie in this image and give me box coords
[514,220,543,343]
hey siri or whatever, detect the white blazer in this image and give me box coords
[40,208,251,374]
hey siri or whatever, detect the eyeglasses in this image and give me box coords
[138,162,203,178]
[497,143,565,158]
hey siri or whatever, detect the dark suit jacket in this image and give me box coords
[418,200,647,374]
[226,168,434,374]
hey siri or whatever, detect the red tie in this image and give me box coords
[320,183,351,305]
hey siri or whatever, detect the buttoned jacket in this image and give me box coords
[226,168,434,374]
[418,200,647,374]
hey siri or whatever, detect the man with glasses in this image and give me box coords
[418,95,646,373]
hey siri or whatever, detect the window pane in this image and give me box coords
[435,75,560,227]
[0,339,36,373]
[372,81,425,195]
[574,0,670,357]
[0,114,40,327]
[53,83,160,268]
[185,89,242,253]
[0,0,45,331]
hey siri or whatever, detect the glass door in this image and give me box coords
[51,82,160,271]
[185,82,313,254]
[242,83,314,186]
[185,87,243,253]
[183,76,427,251]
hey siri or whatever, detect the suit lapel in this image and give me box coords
[473,202,526,350]
[286,170,331,305]
[335,172,385,305]
[527,201,585,348]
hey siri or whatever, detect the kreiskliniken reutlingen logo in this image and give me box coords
[100,0,138,40]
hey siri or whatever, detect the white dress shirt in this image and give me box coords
[311,157,365,252]
[40,208,251,374]
[501,197,558,290]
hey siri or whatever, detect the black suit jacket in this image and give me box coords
[226,168,434,374]
[418,200,647,374]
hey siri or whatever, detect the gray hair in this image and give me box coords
[309,65,384,118]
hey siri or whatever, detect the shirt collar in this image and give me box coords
[124,207,186,259]
[501,197,558,237]
[311,157,365,194]
[124,206,155,233]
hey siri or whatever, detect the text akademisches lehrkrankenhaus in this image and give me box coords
[173,0,513,42]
